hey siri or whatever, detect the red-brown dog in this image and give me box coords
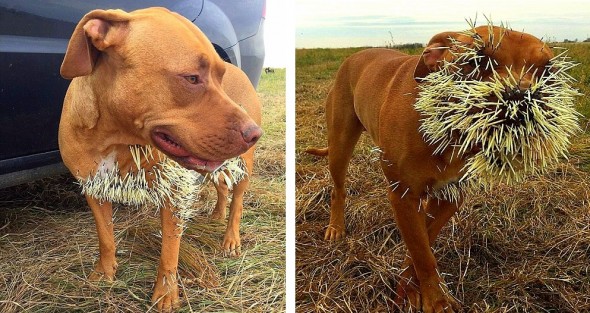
[59,7,261,311]
[307,26,556,312]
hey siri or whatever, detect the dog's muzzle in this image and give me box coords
[414,29,580,187]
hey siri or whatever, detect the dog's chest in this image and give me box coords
[78,145,246,219]
[426,154,468,202]
[428,176,466,204]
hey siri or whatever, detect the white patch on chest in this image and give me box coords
[96,150,118,177]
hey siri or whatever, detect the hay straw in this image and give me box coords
[296,46,590,313]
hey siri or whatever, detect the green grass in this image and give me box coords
[561,43,590,120]
[0,69,286,313]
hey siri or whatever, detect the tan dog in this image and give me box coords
[59,7,261,311]
[307,26,557,312]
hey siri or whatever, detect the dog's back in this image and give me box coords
[323,48,421,148]
[222,63,262,126]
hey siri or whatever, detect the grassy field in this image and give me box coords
[0,68,286,312]
[296,45,590,312]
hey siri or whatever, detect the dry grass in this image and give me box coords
[0,68,286,313]
[296,47,590,312]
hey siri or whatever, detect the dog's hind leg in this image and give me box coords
[211,179,229,221]
[222,148,254,257]
[323,82,364,241]
[86,196,118,281]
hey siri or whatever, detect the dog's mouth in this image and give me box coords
[461,87,546,127]
[151,130,224,172]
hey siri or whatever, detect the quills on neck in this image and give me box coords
[79,145,247,232]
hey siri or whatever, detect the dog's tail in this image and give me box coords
[305,147,329,157]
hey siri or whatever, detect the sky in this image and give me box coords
[263,0,292,67]
[296,0,590,48]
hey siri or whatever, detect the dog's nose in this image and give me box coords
[502,76,535,102]
[502,85,534,102]
[502,88,526,101]
[242,124,262,147]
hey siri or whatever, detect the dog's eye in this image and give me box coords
[184,75,202,85]
[543,62,556,77]
[467,50,487,68]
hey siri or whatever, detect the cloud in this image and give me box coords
[296,1,590,48]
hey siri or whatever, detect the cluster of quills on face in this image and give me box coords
[414,21,581,188]
[79,145,247,232]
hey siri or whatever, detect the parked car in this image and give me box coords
[0,0,265,188]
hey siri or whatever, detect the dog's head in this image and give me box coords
[61,7,262,172]
[413,23,580,184]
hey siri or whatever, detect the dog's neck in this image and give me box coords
[428,143,469,179]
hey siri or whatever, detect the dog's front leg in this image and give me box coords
[388,191,455,313]
[211,179,229,221]
[212,152,254,257]
[224,152,254,257]
[211,178,243,257]
[396,198,461,312]
[211,177,246,257]
[152,204,182,312]
[86,195,118,281]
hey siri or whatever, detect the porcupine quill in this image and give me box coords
[413,19,581,196]
[79,145,247,232]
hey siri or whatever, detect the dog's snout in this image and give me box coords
[502,88,526,101]
[500,75,536,102]
[242,124,262,147]
[502,85,540,102]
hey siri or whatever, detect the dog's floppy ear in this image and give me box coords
[61,9,131,79]
[413,43,448,80]
[414,32,468,82]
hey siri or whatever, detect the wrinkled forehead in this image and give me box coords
[129,9,213,49]
[472,25,554,60]
[124,8,222,67]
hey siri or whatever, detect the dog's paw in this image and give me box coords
[419,281,459,313]
[88,271,115,282]
[394,266,421,311]
[88,259,118,282]
[210,211,224,220]
[397,288,458,313]
[395,267,459,313]
[210,207,226,220]
[324,224,346,241]
[152,271,180,312]
[222,229,241,257]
